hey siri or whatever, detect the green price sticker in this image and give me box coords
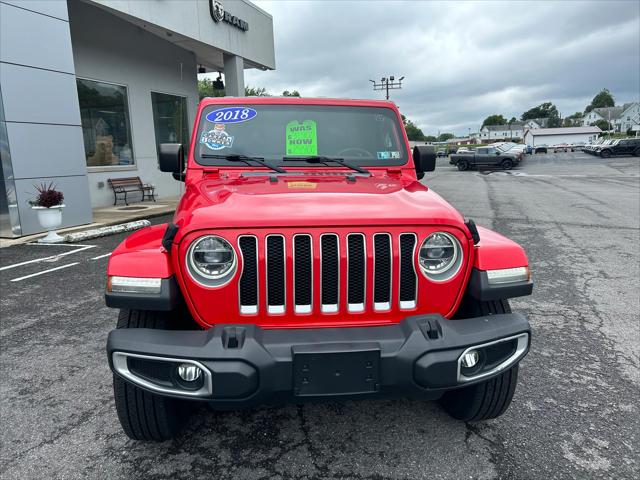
[286,120,317,156]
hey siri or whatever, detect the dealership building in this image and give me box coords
[0,0,275,237]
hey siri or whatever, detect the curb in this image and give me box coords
[64,220,151,243]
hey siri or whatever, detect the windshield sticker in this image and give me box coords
[286,120,317,156]
[200,124,234,150]
[377,151,401,160]
[206,106,257,124]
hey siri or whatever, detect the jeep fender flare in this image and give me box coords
[466,225,533,301]
[106,224,180,310]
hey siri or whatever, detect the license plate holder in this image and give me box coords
[292,343,380,397]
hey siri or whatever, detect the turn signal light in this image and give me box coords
[486,267,530,285]
[107,276,162,294]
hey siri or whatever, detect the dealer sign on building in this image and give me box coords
[210,0,249,31]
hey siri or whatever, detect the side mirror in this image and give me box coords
[495,151,501,155]
[413,145,436,179]
[158,143,184,174]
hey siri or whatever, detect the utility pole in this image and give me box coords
[370,76,404,100]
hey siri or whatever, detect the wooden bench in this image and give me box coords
[107,177,156,206]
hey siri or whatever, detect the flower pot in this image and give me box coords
[32,205,65,243]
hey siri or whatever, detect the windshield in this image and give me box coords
[195,104,408,167]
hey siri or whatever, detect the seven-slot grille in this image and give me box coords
[237,232,419,315]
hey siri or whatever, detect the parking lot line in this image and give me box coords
[91,253,112,260]
[0,245,96,272]
[10,262,80,282]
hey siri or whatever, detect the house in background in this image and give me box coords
[619,102,640,133]
[582,103,639,132]
[479,119,548,143]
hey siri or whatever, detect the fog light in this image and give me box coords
[461,350,480,368]
[177,363,202,382]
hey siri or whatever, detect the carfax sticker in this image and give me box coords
[206,106,257,124]
[200,124,234,150]
[286,120,317,156]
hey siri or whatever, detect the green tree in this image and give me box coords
[282,90,301,97]
[245,86,270,97]
[585,88,615,113]
[521,102,561,127]
[401,114,425,141]
[424,135,437,142]
[563,112,583,127]
[438,133,455,142]
[521,102,559,121]
[508,117,517,124]
[197,78,225,99]
[481,114,507,128]
[198,80,271,99]
[591,119,612,131]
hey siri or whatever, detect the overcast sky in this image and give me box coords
[238,0,640,136]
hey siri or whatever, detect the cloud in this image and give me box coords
[240,0,639,135]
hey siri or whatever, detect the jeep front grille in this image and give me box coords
[237,232,418,315]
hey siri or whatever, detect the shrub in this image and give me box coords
[29,182,64,208]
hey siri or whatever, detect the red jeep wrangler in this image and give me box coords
[105,97,533,441]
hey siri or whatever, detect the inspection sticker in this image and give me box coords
[200,124,234,150]
[286,120,317,156]
[377,151,401,160]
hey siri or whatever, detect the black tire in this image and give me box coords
[442,298,520,421]
[113,309,189,441]
[501,159,514,170]
[457,160,469,171]
[441,364,519,422]
[600,149,611,158]
[633,148,640,157]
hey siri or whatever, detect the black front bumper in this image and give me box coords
[107,313,530,407]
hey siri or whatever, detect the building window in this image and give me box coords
[151,92,189,158]
[77,79,134,167]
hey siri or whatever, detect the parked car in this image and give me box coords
[553,143,570,152]
[450,146,520,170]
[437,149,448,157]
[587,139,614,155]
[497,144,526,161]
[584,139,610,154]
[104,97,533,441]
[525,145,533,154]
[598,138,640,157]
[533,145,548,154]
[569,142,585,152]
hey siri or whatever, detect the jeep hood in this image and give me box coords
[173,172,467,235]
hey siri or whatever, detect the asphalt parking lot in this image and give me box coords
[1,152,638,480]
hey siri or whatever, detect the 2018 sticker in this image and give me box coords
[200,124,234,150]
[206,107,257,124]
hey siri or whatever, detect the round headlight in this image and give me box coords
[419,232,461,279]
[187,235,237,283]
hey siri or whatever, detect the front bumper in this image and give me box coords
[107,313,530,406]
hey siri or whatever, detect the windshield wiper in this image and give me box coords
[282,156,370,175]
[201,153,286,174]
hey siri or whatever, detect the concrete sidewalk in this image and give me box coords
[0,197,179,248]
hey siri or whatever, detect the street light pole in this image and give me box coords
[370,76,404,100]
